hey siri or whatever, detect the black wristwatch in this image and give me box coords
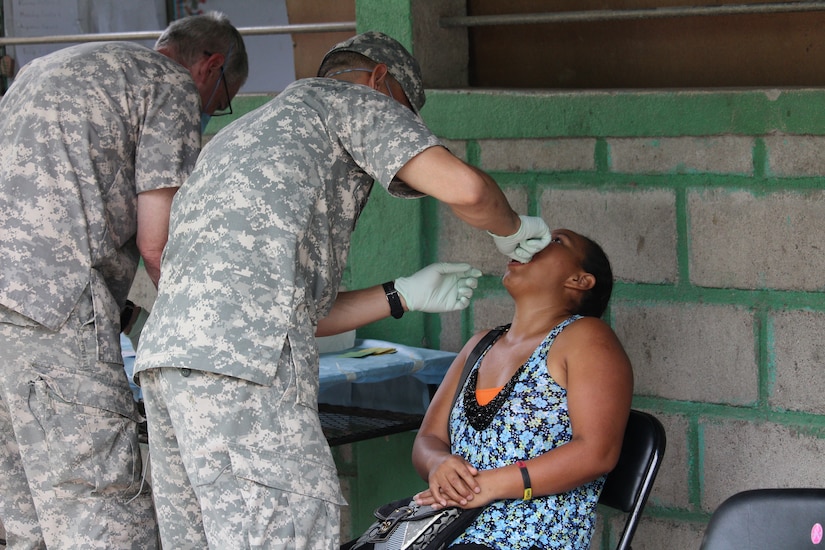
[382,281,404,319]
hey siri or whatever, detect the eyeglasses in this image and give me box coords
[203,50,233,117]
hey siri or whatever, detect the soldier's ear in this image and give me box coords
[368,64,389,90]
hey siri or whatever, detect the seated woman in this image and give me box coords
[412,228,633,550]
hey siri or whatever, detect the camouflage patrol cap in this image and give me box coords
[320,31,425,113]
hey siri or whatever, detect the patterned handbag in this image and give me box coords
[349,496,483,550]
[348,328,505,550]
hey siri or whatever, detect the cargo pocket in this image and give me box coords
[27,362,142,494]
[229,446,346,506]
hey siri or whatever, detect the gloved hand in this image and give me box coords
[488,215,552,263]
[395,263,483,313]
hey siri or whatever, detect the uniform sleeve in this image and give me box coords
[134,70,202,194]
[323,85,443,198]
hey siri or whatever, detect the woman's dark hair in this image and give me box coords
[576,235,613,318]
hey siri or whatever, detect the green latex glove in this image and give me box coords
[395,263,483,313]
[488,215,552,263]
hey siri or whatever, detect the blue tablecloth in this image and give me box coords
[318,339,457,414]
[319,339,457,387]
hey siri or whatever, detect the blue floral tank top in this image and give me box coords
[449,316,604,550]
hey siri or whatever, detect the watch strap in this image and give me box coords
[382,281,404,319]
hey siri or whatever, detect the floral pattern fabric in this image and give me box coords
[449,315,604,549]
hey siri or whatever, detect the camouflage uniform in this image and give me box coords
[0,41,201,548]
[135,75,442,548]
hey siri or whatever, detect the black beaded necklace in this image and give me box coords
[462,317,581,431]
[462,328,526,431]
[463,363,527,431]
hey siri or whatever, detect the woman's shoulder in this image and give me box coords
[563,315,625,347]
[566,314,614,329]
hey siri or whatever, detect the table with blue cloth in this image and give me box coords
[122,337,457,446]
[318,339,457,446]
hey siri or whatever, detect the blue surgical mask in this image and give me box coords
[200,74,220,134]
[200,43,234,134]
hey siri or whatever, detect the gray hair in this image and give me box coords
[155,11,248,89]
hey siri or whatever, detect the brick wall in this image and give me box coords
[420,89,825,549]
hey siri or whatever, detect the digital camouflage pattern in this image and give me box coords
[135,78,440,384]
[320,31,426,113]
[135,76,441,547]
[0,296,156,549]
[141,344,341,549]
[0,40,201,548]
[0,41,201,363]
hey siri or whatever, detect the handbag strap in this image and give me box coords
[449,324,510,413]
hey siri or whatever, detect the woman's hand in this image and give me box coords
[415,454,480,508]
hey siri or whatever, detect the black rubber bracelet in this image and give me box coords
[517,460,532,500]
[382,281,404,319]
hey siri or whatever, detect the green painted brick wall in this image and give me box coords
[422,91,825,549]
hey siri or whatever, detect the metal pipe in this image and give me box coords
[441,2,825,27]
[0,21,356,47]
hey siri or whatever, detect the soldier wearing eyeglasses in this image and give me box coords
[0,11,248,549]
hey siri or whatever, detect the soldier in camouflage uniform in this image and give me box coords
[134,31,552,549]
[0,12,248,550]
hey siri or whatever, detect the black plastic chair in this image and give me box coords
[598,409,667,550]
[700,488,825,549]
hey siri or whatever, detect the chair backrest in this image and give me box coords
[700,488,825,550]
[598,409,667,550]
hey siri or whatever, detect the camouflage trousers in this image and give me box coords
[140,351,345,549]
[0,303,157,549]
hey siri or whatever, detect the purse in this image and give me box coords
[345,326,510,550]
[348,496,481,550]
